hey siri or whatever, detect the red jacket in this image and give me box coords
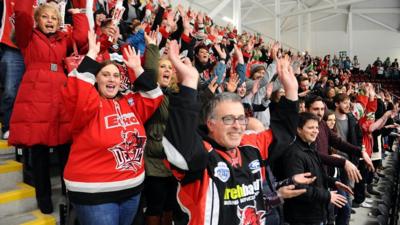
[62,57,163,204]
[0,0,17,48]
[9,1,86,147]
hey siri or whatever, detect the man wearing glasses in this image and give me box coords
[162,41,314,225]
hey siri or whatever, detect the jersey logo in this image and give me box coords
[108,129,146,172]
[127,98,134,106]
[105,112,139,129]
[248,160,260,173]
[237,205,265,225]
[214,162,230,182]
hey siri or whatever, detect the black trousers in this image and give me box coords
[353,160,367,204]
[30,144,70,202]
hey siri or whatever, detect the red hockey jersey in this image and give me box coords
[62,56,163,204]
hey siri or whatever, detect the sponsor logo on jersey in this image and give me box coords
[237,205,265,225]
[105,112,139,129]
[224,179,261,201]
[248,160,261,173]
[108,129,146,172]
[214,162,230,182]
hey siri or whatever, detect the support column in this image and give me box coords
[233,0,242,34]
[306,13,311,52]
[275,0,281,41]
[348,9,353,57]
[297,1,302,51]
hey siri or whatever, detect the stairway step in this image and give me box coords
[0,183,36,218]
[0,160,22,191]
[0,140,15,157]
[0,210,56,225]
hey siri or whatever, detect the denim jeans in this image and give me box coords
[335,189,351,225]
[73,193,141,225]
[0,45,25,132]
[335,169,351,225]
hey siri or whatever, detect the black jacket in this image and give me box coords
[282,136,336,224]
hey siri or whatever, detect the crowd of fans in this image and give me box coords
[0,0,399,225]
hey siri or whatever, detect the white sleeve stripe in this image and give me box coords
[162,136,189,170]
[139,86,163,99]
[70,69,96,85]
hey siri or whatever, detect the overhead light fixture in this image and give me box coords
[222,16,234,24]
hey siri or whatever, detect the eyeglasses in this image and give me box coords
[219,115,248,125]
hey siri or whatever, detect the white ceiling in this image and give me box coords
[180,0,400,46]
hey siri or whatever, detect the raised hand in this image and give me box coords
[226,73,239,93]
[197,12,204,24]
[233,44,244,64]
[123,45,142,74]
[208,76,219,94]
[158,0,169,9]
[182,14,193,34]
[145,28,159,46]
[246,36,255,52]
[270,41,281,61]
[86,30,100,60]
[265,82,273,100]
[214,44,227,60]
[277,54,298,100]
[168,40,199,89]
[251,79,261,95]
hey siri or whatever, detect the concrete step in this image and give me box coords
[0,183,36,218]
[0,210,56,225]
[0,160,22,192]
[0,139,13,152]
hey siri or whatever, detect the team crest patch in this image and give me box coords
[127,98,134,106]
[237,205,265,225]
[214,162,230,182]
[108,129,146,172]
[248,160,261,173]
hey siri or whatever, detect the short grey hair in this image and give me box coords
[202,92,242,122]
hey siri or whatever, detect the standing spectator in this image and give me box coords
[305,95,374,183]
[282,112,352,225]
[352,55,360,75]
[324,87,336,110]
[383,57,391,70]
[62,31,163,225]
[343,56,352,71]
[298,76,311,98]
[8,2,86,214]
[163,41,310,225]
[373,57,382,67]
[143,57,182,225]
[333,93,363,225]
[392,58,399,69]
[0,0,25,140]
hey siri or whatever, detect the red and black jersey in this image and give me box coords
[163,86,298,225]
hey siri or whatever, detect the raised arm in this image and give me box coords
[162,40,208,172]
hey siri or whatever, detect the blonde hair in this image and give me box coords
[158,58,179,93]
[34,3,62,28]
